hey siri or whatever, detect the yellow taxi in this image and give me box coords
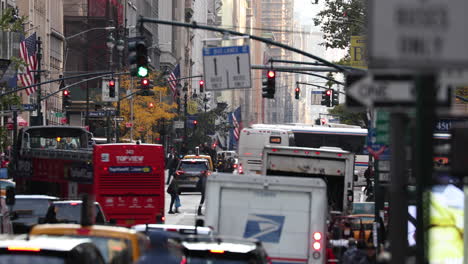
[183,154,214,171]
[30,224,149,263]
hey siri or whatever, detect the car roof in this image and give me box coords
[132,224,213,235]
[180,236,259,254]
[180,159,209,163]
[31,224,139,239]
[15,195,60,200]
[53,200,100,205]
[0,236,93,252]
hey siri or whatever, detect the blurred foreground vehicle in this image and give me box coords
[0,236,105,264]
[132,224,214,236]
[178,235,270,264]
[30,223,149,264]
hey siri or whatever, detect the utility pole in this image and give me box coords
[184,93,188,145]
[35,37,43,126]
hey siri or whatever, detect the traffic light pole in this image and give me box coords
[34,37,43,126]
[138,17,347,73]
[296,81,345,95]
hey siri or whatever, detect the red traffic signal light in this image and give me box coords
[193,120,198,125]
[199,80,205,86]
[295,87,300,92]
[109,79,115,87]
[148,102,154,108]
[141,78,149,86]
[326,89,332,96]
[63,90,70,96]
[267,70,275,79]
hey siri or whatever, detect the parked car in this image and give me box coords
[11,195,59,234]
[175,158,210,192]
[0,235,105,264]
[40,200,107,224]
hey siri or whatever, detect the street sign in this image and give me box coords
[369,0,468,69]
[187,100,198,115]
[22,104,36,111]
[350,36,367,69]
[203,45,251,90]
[113,116,124,122]
[174,121,184,129]
[88,111,116,117]
[346,74,451,108]
[102,77,119,102]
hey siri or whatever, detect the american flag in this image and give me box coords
[18,33,38,96]
[232,106,242,141]
[167,64,180,99]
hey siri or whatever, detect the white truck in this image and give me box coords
[262,145,355,215]
[204,173,328,264]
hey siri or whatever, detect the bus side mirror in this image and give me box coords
[5,187,15,206]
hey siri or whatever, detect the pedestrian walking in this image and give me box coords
[166,149,178,185]
[167,176,181,214]
[196,172,207,216]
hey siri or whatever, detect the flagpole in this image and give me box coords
[35,37,43,126]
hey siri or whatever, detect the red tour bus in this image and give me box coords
[93,143,166,226]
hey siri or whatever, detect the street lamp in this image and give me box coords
[105,28,125,143]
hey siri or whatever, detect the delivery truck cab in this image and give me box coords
[205,173,328,264]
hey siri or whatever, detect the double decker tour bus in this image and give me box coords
[12,126,165,226]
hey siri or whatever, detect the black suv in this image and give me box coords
[175,159,210,192]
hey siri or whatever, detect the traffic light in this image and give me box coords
[62,90,72,108]
[148,102,155,108]
[199,80,205,93]
[262,70,276,98]
[321,89,332,107]
[331,90,339,106]
[128,37,149,77]
[137,78,155,96]
[295,87,300,100]
[193,120,198,128]
[108,79,116,98]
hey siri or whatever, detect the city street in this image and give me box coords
[164,170,203,225]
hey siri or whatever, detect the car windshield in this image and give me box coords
[13,199,52,224]
[0,255,65,264]
[180,162,208,171]
[53,204,104,224]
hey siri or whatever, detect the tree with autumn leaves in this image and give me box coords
[115,71,177,142]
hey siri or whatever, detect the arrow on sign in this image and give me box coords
[347,75,414,107]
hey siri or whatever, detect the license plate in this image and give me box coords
[190,177,198,181]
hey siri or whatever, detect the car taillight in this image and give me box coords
[70,202,79,206]
[176,170,184,176]
[8,246,41,252]
[233,164,238,168]
[313,241,321,250]
[239,163,244,174]
[180,256,187,264]
[312,231,322,252]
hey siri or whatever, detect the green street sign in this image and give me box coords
[55,112,64,118]
[376,111,390,144]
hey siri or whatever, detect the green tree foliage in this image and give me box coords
[188,104,230,150]
[313,0,366,49]
[328,104,368,128]
[0,7,26,33]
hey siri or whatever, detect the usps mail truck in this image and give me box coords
[204,173,328,264]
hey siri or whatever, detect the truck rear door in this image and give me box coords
[215,181,326,263]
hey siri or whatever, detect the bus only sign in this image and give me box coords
[369,0,468,68]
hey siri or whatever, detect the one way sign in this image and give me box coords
[345,73,452,109]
